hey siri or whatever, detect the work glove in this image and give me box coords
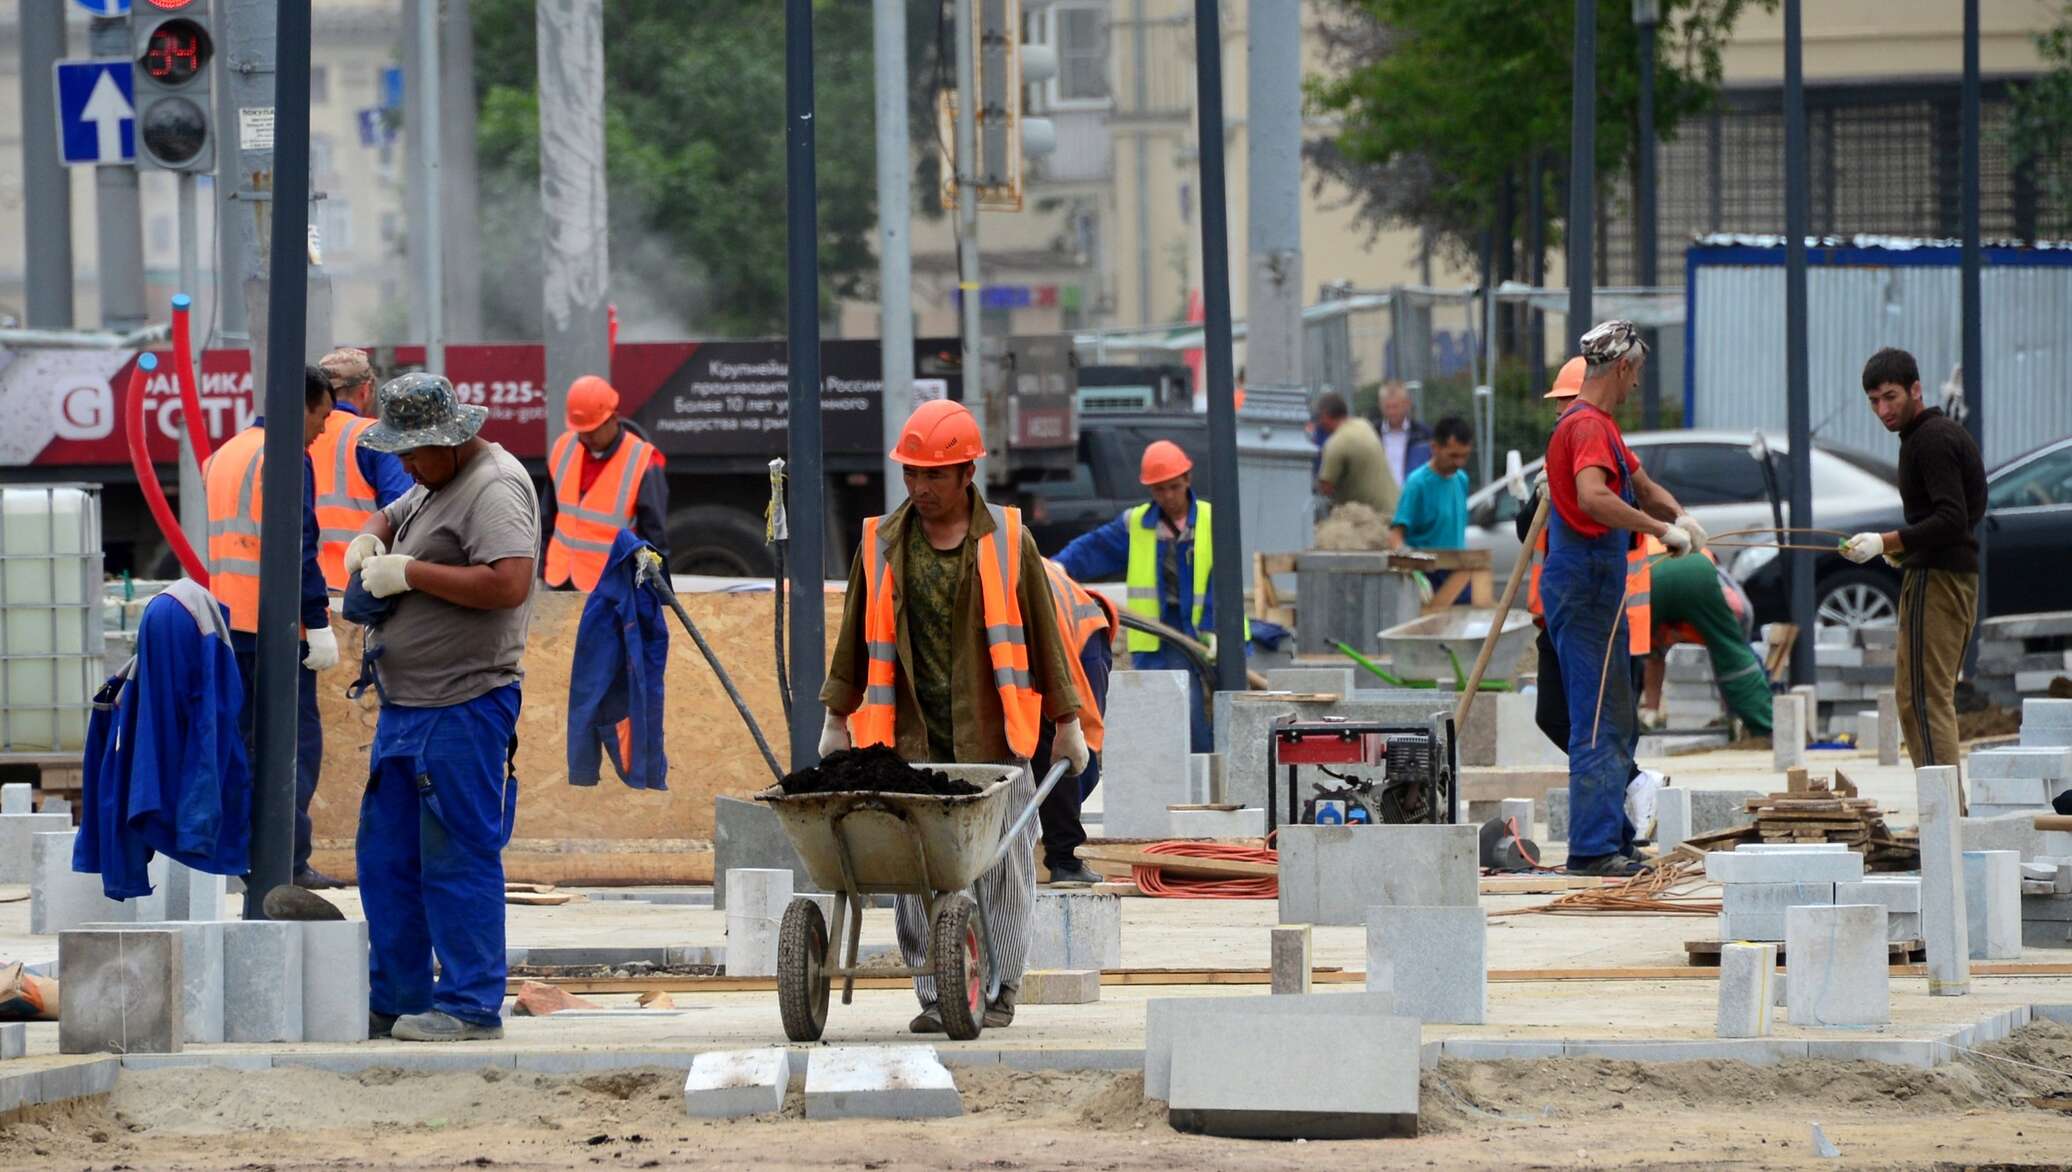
[1657,523,1694,558]
[1840,532,1884,564]
[1412,571,1435,606]
[360,553,416,598]
[1673,513,1709,557]
[301,625,339,671]
[818,710,851,757]
[1053,718,1090,776]
[1532,469,1550,501]
[343,533,386,577]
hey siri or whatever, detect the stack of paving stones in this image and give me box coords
[1659,645,1727,729]
[1974,612,2072,709]
[1812,627,1899,737]
[1704,843,1872,944]
[1967,742,2072,820]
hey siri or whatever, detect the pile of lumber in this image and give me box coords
[1740,768,1917,870]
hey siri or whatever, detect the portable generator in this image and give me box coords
[1265,713,1458,834]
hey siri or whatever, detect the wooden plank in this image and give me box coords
[1834,769,1859,798]
[1074,844,1279,879]
[1785,767,1810,795]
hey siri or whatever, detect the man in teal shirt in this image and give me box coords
[1390,415,1473,551]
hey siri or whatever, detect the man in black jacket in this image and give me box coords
[1842,347,1987,810]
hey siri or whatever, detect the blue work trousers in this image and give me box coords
[1129,644,1212,753]
[1540,547,1639,862]
[357,684,521,1027]
[235,644,322,873]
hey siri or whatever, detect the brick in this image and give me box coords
[1143,991,1399,1100]
[1703,850,1863,884]
[2024,698,2072,727]
[1785,904,1890,1026]
[0,1021,22,1060]
[59,928,183,1054]
[1722,881,1836,916]
[221,920,303,1043]
[1277,824,1477,926]
[1773,693,1808,771]
[30,831,126,934]
[163,863,228,922]
[1166,807,1265,838]
[1876,690,1901,765]
[712,795,814,912]
[803,1045,961,1120]
[1717,911,1786,941]
[1547,786,1568,842]
[723,868,793,978]
[1102,671,1194,839]
[1029,890,1121,970]
[1019,969,1100,1004]
[79,921,224,1045]
[1270,924,1311,995]
[1654,787,1692,849]
[1716,942,1776,1038]
[1918,767,1972,996]
[1168,1011,1419,1140]
[683,1048,790,1119]
[1366,905,1484,1024]
[0,784,31,815]
[1968,747,2072,780]
[301,921,371,1043]
[1962,850,2022,961]
[0,813,71,883]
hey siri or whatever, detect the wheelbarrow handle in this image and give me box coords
[986,760,1072,874]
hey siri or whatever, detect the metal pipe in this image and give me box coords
[1961,0,1986,660]
[1782,0,1816,688]
[411,0,445,372]
[20,0,73,328]
[1133,0,1151,325]
[954,0,982,402]
[1635,0,1660,429]
[90,16,147,333]
[1192,0,1246,694]
[784,0,826,770]
[873,0,914,511]
[1567,0,1595,338]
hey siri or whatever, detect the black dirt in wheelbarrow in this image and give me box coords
[777,745,981,797]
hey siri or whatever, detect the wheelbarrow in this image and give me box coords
[754,759,1070,1042]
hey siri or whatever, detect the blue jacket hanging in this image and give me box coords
[566,530,670,790]
[77,579,251,898]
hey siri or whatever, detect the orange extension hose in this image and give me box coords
[1131,838,1280,899]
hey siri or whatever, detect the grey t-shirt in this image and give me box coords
[372,442,540,707]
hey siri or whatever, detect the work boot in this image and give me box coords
[390,1010,503,1042]
[908,1006,945,1034]
[1044,861,1101,886]
[294,866,346,890]
[1567,852,1647,878]
[262,884,346,921]
[369,1011,397,1039]
[983,987,1017,1029]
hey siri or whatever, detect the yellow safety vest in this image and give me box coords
[1122,500,1247,654]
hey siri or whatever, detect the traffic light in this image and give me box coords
[130,0,215,172]
[945,0,1052,211]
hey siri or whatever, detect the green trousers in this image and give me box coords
[1650,554,1773,735]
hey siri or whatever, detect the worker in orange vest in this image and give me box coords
[820,400,1086,1036]
[201,364,342,889]
[1034,559,1116,887]
[312,348,414,588]
[543,375,669,590]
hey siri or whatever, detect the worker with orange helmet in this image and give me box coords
[1052,437,1243,753]
[543,375,669,590]
[819,399,1086,1036]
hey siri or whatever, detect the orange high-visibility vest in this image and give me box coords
[310,410,379,589]
[1527,526,1652,656]
[1042,559,1115,753]
[849,503,1044,760]
[544,429,657,590]
[202,427,270,633]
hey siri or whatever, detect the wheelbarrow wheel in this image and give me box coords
[932,893,985,1041]
[777,896,830,1042]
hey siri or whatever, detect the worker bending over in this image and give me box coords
[820,401,1086,1033]
[1638,549,1773,736]
[544,375,669,589]
[346,374,540,1042]
[313,348,414,587]
[1541,322,1702,877]
[1034,560,1116,887]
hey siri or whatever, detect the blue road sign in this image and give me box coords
[54,58,135,166]
[72,0,131,15]
[381,67,404,112]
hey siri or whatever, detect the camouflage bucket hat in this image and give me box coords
[359,372,489,453]
[1579,319,1647,366]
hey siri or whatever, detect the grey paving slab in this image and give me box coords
[1919,767,1973,996]
[301,921,371,1043]
[1366,905,1485,1025]
[0,814,71,884]
[1277,824,1477,926]
[1785,904,1890,1027]
[221,920,303,1043]
[1143,991,1398,1099]
[1029,890,1122,970]
[803,1045,961,1120]
[79,920,224,1044]
[0,1021,22,1060]
[1168,1010,1419,1140]
[1103,671,1193,839]
[58,928,182,1054]
[1716,942,1776,1038]
[1963,850,2023,961]
[683,1048,790,1118]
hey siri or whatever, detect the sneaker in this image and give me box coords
[369,1011,398,1039]
[908,1007,945,1034]
[983,987,1017,1029]
[390,1010,503,1042]
[1567,852,1647,878]
[1044,862,1101,886]
[294,867,347,890]
[261,884,346,922]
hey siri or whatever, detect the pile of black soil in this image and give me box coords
[778,746,981,797]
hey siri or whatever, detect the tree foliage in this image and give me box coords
[2009,5,2072,218]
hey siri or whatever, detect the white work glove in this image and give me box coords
[1673,513,1709,556]
[1657,523,1694,558]
[1053,718,1090,776]
[1840,532,1884,564]
[359,553,416,598]
[1532,469,1550,500]
[1507,470,1532,503]
[1412,571,1435,606]
[301,625,339,671]
[818,710,851,757]
[343,533,386,577]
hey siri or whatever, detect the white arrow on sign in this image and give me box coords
[81,68,134,162]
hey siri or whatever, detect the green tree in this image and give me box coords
[2009,5,2072,223]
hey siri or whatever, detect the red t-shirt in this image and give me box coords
[1545,402,1642,540]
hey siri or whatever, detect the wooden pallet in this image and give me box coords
[1684,937,1925,967]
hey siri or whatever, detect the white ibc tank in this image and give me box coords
[0,486,103,752]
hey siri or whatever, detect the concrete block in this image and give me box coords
[1918,767,1973,996]
[1721,881,1836,916]
[1498,797,1535,836]
[1962,850,2023,961]
[1655,787,1692,849]
[683,1048,790,1119]
[803,1045,961,1120]
[1103,671,1195,839]
[129,855,169,923]
[59,928,183,1054]
[1492,692,1566,768]
[301,921,371,1043]
[1837,878,1923,941]
[1736,843,1847,853]
[30,1056,120,1103]
[1276,824,1477,926]
[1717,911,1787,942]
[163,863,229,922]
[1546,786,1568,841]
[1143,991,1400,1100]
[1960,812,2049,859]
[0,813,71,883]
[1187,754,1224,805]
[1876,690,1901,765]
[41,796,71,816]
[1019,969,1100,1004]
[0,783,31,815]
[1366,905,1485,1024]
[2024,698,2072,728]
[1168,1011,1419,1140]
[1703,850,1863,884]
[31,831,126,934]
[1690,790,1763,838]
[1968,747,2072,780]
[1853,709,1879,750]
[724,868,793,978]
[79,920,224,1045]
[1972,776,2050,807]
[1773,693,1808,771]
[1270,924,1312,995]
[712,795,813,912]
[1264,667,1356,696]
[1716,942,1777,1038]
[1029,890,1122,970]
[1165,807,1265,839]
[1785,904,1890,1027]
[221,920,304,1043]
[0,1022,23,1060]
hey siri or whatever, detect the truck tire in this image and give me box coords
[666,505,776,578]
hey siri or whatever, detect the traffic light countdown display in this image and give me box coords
[131,0,215,172]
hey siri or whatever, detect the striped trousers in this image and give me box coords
[1896,568,1978,810]
[895,761,1036,1008]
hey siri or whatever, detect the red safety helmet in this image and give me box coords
[1139,439,1194,486]
[566,375,620,431]
[892,400,985,466]
[1544,356,1586,399]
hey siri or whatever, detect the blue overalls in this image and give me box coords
[1539,403,1642,864]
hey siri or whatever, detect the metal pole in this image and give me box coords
[1132,0,1151,325]
[1782,0,1816,688]
[439,0,484,343]
[89,16,147,332]
[212,0,273,347]
[873,0,913,512]
[1527,151,1545,379]
[177,175,206,552]
[785,0,826,770]
[409,0,445,372]
[1567,0,1595,338]
[1480,229,1497,486]
[1192,0,1245,694]
[1962,0,1986,661]
[1245,0,1302,400]
[248,0,313,913]
[1635,0,1660,429]
[537,0,610,442]
[953,0,982,403]
[20,0,73,328]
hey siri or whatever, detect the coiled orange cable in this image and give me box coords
[1131,838,1280,899]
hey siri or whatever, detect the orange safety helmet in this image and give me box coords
[1139,439,1194,486]
[566,375,620,431]
[892,400,985,466]
[1544,356,1586,399]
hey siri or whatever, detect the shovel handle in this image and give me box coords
[1453,496,1550,730]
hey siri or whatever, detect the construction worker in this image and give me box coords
[820,400,1086,1033]
[202,365,341,889]
[1639,549,1774,736]
[313,348,413,588]
[344,373,540,1042]
[1843,347,1987,810]
[1540,322,1702,877]
[544,375,669,590]
[1315,390,1399,517]
[1053,439,1243,753]
[1035,559,1116,887]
